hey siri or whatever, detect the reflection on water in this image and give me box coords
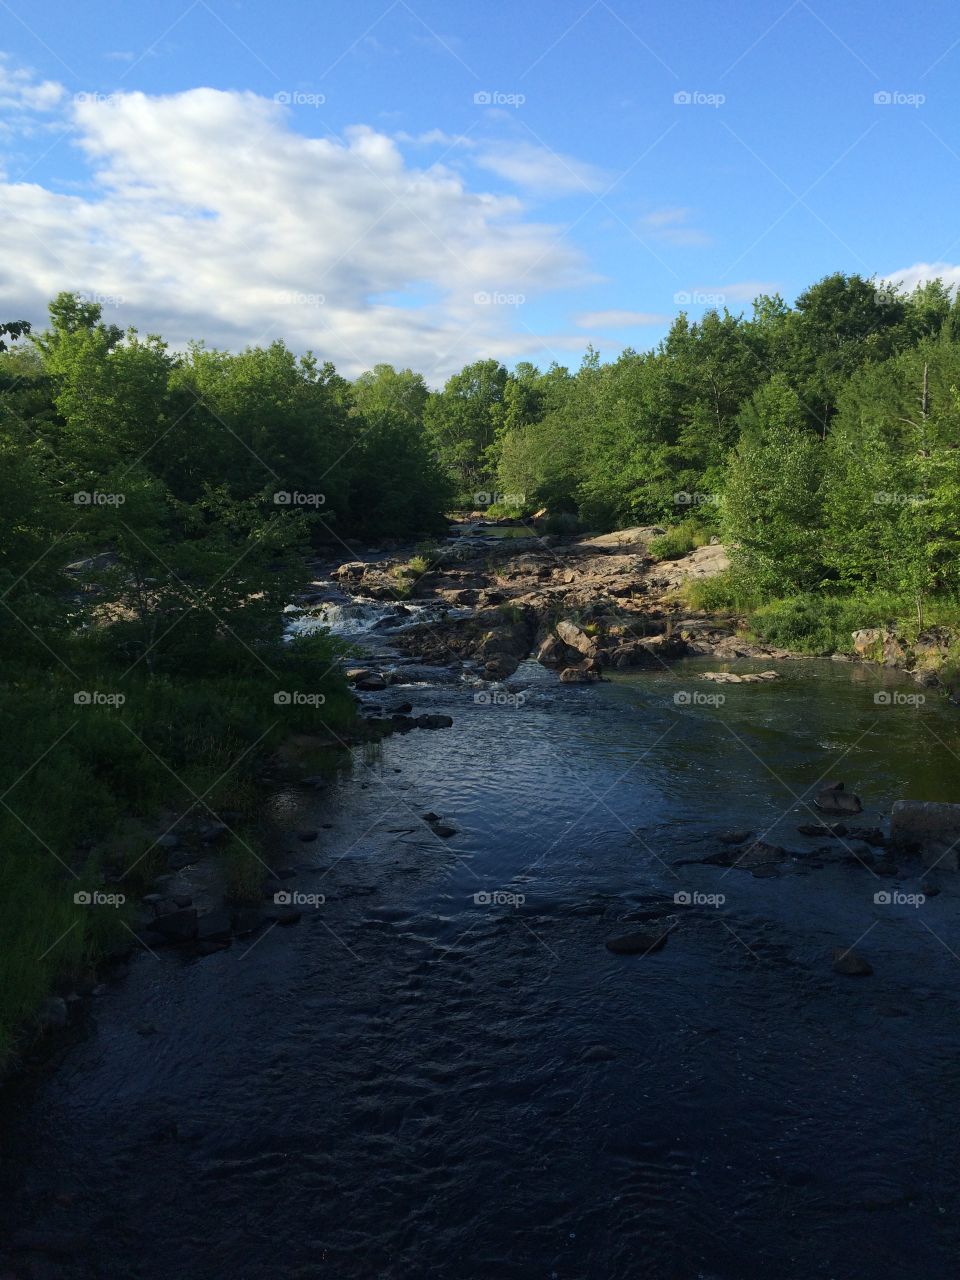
[3,645,960,1279]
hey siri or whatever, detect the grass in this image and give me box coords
[681,568,960,658]
[0,629,356,1066]
[648,523,709,561]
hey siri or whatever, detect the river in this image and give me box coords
[2,577,959,1279]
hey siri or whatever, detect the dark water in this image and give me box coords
[4,644,960,1279]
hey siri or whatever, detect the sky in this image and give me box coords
[1,0,959,383]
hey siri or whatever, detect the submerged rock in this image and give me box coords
[832,947,873,977]
[605,929,671,955]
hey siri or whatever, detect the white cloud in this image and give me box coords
[639,206,711,248]
[0,82,594,381]
[475,140,610,195]
[576,309,668,328]
[0,53,64,113]
[883,261,960,294]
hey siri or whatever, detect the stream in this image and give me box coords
[2,566,960,1279]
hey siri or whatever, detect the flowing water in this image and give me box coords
[3,589,960,1279]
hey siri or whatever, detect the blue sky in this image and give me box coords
[1,0,959,381]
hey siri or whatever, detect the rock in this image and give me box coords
[297,830,318,842]
[920,881,941,897]
[852,628,884,657]
[355,675,387,692]
[37,996,68,1030]
[430,823,457,838]
[166,849,195,871]
[581,1044,618,1062]
[559,666,598,684]
[890,800,960,869]
[815,783,862,815]
[415,714,453,730]
[536,632,580,668]
[555,619,597,656]
[605,929,671,955]
[725,840,786,869]
[718,829,752,846]
[832,947,873,977]
[147,907,198,942]
[422,812,441,823]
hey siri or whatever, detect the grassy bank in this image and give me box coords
[0,630,356,1066]
[682,570,960,664]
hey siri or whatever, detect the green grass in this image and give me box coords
[648,524,707,560]
[681,569,761,614]
[746,591,960,655]
[0,629,356,1066]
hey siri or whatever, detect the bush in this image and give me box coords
[649,524,705,560]
[682,569,760,613]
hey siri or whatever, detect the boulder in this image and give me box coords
[537,633,580,668]
[890,800,960,869]
[559,666,599,683]
[555,619,597,656]
[815,783,862,815]
[415,714,453,730]
[852,628,883,657]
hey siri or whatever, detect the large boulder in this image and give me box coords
[536,633,581,668]
[555,619,597,657]
[890,800,960,869]
[851,628,883,656]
